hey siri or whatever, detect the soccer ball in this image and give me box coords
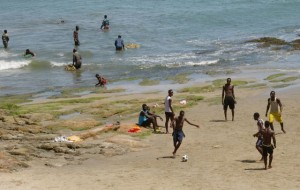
[182,155,188,162]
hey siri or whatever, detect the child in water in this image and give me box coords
[95,74,107,87]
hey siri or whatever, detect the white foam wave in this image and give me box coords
[50,61,95,67]
[165,60,219,68]
[0,60,30,70]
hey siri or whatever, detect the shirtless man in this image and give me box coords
[265,91,285,133]
[253,112,265,160]
[171,110,199,157]
[222,78,236,121]
[254,121,276,170]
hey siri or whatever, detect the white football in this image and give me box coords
[182,155,188,162]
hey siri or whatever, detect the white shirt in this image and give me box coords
[164,96,172,112]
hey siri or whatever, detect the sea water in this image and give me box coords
[1,0,300,95]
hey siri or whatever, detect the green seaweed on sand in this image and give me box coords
[270,77,299,83]
[179,85,215,93]
[139,79,160,86]
[166,73,190,84]
[264,73,286,81]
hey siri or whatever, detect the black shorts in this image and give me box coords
[262,144,274,156]
[140,119,151,127]
[224,96,235,110]
[116,47,123,51]
[74,63,81,69]
[165,112,174,119]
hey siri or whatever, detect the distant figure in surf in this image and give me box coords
[2,30,9,48]
[100,15,110,30]
[222,78,236,121]
[24,49,35,57]
[95,74,107,87]
[73,25,80,46]
[72,49,82,69]
[115,35,124,51]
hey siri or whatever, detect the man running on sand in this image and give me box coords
[222,78,236,121]
[254,121,276,170]
[265,91,286,133]
[164,89,174,134]
[171,110,199,157]
[253,112,265,161]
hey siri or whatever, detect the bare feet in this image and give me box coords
[172,152,176,158]
[268,165,272,169]
[282,128,286,134]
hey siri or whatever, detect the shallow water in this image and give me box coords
[1,0,300,95]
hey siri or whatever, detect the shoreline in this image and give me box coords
[0,73,299,190]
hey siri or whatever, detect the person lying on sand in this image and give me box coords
[171,110,199,157]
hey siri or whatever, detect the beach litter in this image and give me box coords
[128,125,141,133]
[54,136,72,142]
[54,135,82,142]
[180,100,187,105]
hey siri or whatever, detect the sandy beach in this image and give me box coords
[0,75,300,190]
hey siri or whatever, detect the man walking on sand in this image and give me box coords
[254,121,276,170]
[164,89,174,133]
[172,110,199,157]
[265,91,286,133]
[253,112,265,161]
[222,78,236,121]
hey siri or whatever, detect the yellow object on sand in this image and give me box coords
[65,64,76,71]
[125,43,140,49]
[68,135,83,142]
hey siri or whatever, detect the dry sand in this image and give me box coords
[0,83,300,190]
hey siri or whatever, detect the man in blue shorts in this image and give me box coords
[171,110,199,157]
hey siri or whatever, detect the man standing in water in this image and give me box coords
[73,25,80,46]
[172,110,199,157]
[265,91,286,133]
[254,121,276,170]
[222,78,236,121]
[2,30,9,48]
[114,35,124,51]
[72,49,82,70]
[100,15,110,30]
[164,89,174,134]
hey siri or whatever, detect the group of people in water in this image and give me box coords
[2,15,116,87]
[138,78,285,169]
